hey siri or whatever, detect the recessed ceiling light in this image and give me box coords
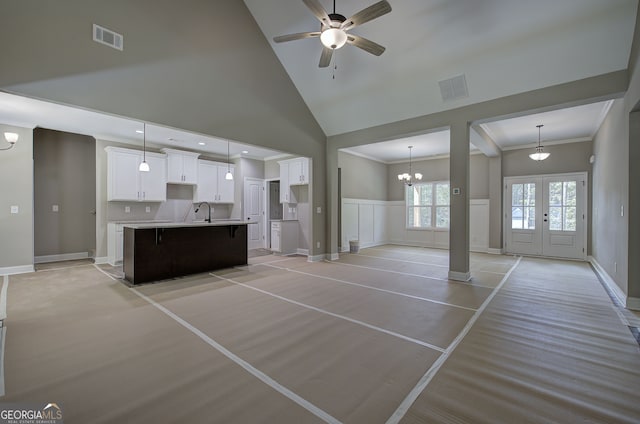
[135,130,144,134]
[242,150,249,154]
[198,142,206,146]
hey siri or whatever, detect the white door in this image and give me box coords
[505,173,586,259]
[244,178,265,250]
[541,175,586,259]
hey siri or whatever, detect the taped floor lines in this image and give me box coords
[1,246,638,423]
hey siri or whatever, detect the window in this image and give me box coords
[511,183,536,229]
[548,181,577,231]
[406,182,450,228]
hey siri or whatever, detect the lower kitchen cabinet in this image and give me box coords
[271,220,298,254]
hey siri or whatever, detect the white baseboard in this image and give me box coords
[627,297,640,311]
[589,256,627,307]
[0,265,35,276]
[448,270,471,282]
[296,248,309,256]
[328,253,340,261]
[307,254,325,262]
[487,248,503,255]
[34,252,89,264]
[93,256,110,265]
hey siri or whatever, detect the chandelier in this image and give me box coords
[397,145,422,186]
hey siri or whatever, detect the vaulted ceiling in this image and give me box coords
[245,0,636,137]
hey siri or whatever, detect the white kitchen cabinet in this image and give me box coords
[216,165,235,203]
[279,161,291,203]
[105,147,167,202]
[288,157,309,185]
[278,157,310,203]
[162,148,200,184]
[271,220,298,254]
[193,160,235,203]
[107,222,124,265]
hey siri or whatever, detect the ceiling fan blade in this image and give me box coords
[341,0,392,31]
[273,32,321,43]
[319,47,333,68]
[346,34,386,56]
[302,0,331,26]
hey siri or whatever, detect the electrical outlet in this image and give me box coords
[145,206,151,213]
[316,241,320,248]
[317,207,321,214]
[125,206,131,213]
[52,205,59,212]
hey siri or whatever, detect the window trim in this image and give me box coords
[405,180,450,230]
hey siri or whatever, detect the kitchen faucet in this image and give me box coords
[194,202,212,223]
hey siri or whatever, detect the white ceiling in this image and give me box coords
[244,0,636,136]
[341,100,613,162]
[0,91,285,160]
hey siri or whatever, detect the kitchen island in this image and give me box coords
[122,221,248,285]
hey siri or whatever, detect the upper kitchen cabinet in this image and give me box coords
[278,157,310,203]
[105,147,167,202]
[193,160,235,203]
[287,157,309,185]
[162,148,200,184]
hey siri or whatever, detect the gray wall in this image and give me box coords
[592,99,628,295]
[0,0,327,260]
[338,151,387,201]
[34,128,96,258]
[387,154,490,201]
[502,141,593,177]
[0,124,33,272]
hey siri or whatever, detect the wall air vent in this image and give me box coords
[438,74,468,102]
[93,24,123,51]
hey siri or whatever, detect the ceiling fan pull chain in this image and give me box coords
[333,51,338,80]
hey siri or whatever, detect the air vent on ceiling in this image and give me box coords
[93,24,123,51]
[438,74,468,102]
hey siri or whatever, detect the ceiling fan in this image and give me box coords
[273,0,392,68]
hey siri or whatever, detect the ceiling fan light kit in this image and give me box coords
[274,0,392,67]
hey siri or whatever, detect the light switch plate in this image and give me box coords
[145,206,151,213]
[317,207,321,214]
[52,205,59,212]
[10,205,18,214]
[125,206,131,213]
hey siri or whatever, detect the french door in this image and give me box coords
[504,173,587,259]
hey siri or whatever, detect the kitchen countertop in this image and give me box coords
[123,220,248,229]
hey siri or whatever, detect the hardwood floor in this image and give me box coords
[1,246,638,423]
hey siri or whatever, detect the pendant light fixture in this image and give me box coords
[529,124,550,161]
[1,132,18,151]
[225,140,233,180]
[397,145,422,186]
[139,123,150,172]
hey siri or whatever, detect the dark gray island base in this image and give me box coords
[123,222,248,285]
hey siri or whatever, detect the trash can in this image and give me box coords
[349,240,360,254]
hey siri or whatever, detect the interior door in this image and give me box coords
[244,178,265,250]
[505,173,586,259]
